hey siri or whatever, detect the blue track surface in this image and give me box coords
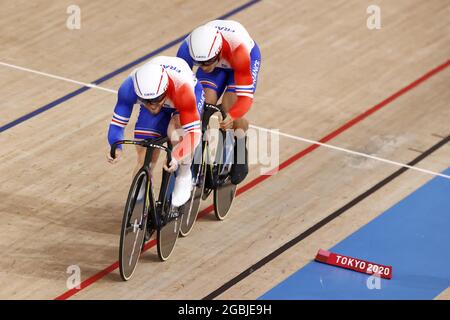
[260,168,450,300]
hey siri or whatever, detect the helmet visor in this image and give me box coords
[138,91,167,105]
[193,53,220,67]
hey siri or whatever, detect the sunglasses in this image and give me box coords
[193,53,220,67]
[138,92,167,105]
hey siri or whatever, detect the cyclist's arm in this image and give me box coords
[107,78,136,149]
[172,84,201,162]
[176,39,195,69]
[228,44,254,120]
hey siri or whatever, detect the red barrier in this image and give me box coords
[315,249,392,279]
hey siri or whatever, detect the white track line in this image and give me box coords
[0,61,116,93]
[252,125,450,179]
[2,60,449,179]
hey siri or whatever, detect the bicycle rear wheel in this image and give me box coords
[213,179,237,220]
[213,129,237,220]
[119,170,149,281]
[157,175,182,261]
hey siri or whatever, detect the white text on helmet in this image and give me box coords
[160,64,182,73]
[215,26,236,33]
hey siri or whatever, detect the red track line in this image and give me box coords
[55,239,156,300]
[55,261,119,300]
[54,59,449,300]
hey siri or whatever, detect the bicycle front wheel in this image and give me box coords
[157,201,182,261]
[119,170,149,281]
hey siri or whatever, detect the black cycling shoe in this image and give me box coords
[230,136,248,185]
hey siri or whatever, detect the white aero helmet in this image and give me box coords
[132,63,169,102]
[189,25,222,63]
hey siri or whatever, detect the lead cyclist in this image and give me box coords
[106,56,205,208]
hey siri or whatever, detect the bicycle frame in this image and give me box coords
[110,137,173,231]
[201,104,234,189]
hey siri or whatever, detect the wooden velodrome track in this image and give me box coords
[0,0,449,299]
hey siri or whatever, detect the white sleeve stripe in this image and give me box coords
[184,124,201,129]
[113,113,130,121]
[185,129,202,134]
[235,89,254,93]
[184,120,201,125]
[235,85,254,89]
[112,117,128,124]
[110,121,126,128]
[184,126,201,132]
[236,92,254,98]
[111,118,128,126]
[182,120,201,129]
[184,125,201,130]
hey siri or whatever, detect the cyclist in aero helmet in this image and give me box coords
[177,20,261,185]
[107,56,205,207]
[133,63,169,113]
[188,25,223,68]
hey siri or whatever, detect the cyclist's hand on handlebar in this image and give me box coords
[107,148,122,164]
[220,113,234,130]
[163,158,179,173]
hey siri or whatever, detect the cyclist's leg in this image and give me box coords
[219,73,248,184]
[223,43,261,184]
[167,83,205,207]
[196,67,228,168]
